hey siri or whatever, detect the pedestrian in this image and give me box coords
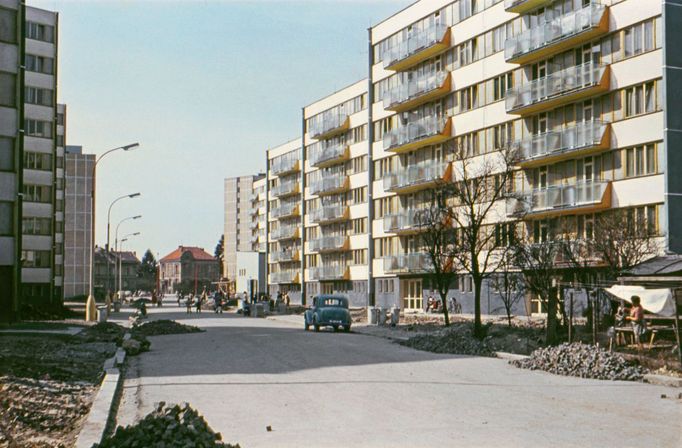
[426,294,435,313]
[285,292,290,307]
[196,294,203,313]
[625,295,646,350]
[186,293,193,314]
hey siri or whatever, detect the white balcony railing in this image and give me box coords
[309,235,348,253]
[271,270,298,284]
[383,210,421,233]
[308,108,349,139]
[383,253,432,274]
[271,202,299,219]
[384,162,447,192]
[309,265,348,281]
[271,250,298,263]
[504,3,607,61]
[507,180,610,216]
[271,226,299,241]
[309,142,348,167]
[271,181,299,197]
[513,120,608,164]
[505,62,606,112]
[309,175,347,196]
[310,204,348,223]
[383,70,448,109]
[383,23,449,69]
[383,116,447,151]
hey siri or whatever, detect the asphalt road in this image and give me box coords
[116,306,681,448]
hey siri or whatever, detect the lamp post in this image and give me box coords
[106,192,141,293]
[86,142,140,322]
[117,232,140,296]
[114,215,142,299]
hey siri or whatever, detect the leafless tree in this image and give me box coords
[489,252,525,327]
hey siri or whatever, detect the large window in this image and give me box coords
[625,143,657,178]
[22,217,51,235]
[25,54,54,75]
[23,184,52,203]
[0,137,14,171]
[21,250,52,268]
[26,21,54,42]
[0,7,17,43]
[24,119,52,138]
[0,202,12,235]
[0,72,16,107]
[25,86,53,106]
[24,152,52,171]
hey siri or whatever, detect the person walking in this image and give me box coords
[186,293,193,314]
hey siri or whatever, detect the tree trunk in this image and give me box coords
[440,290,450,326]
[473,276,484,339]
[546,288,558,345]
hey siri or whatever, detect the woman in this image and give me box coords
[625,295,646,349]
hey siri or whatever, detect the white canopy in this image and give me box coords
[605,285,677,317]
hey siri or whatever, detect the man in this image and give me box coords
[625,295,646,350]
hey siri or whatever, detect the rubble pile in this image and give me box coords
[0,375,95,447]
[94,402,240,448]
[512,343,646,381]
[132,319,203,337]
[400,324,495,357]
[76,322,126,345]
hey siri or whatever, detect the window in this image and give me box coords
[22,217,51,235]
[624,82,658,118]
[23,184,52,203]
[25,87,53,106]
[24,152,52,170]
[459,85,478,112]
[26,21,54,42]
[492,73,512,101]
[25,54,54,74]
[625,205,659,236]
[0,72,16,107]
[24,119,52,138]
[0,8,17,43]
[625,143,657,177]
[0,137,14,171]
[0,202,12,235]
[21,250,52,268]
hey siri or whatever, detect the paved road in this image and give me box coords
[117,306,681,448]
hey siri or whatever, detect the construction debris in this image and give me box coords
[132,319,203,337]
[94,402,240,448]
[399,324,496,357]
[512,343,646,381]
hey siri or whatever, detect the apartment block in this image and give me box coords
[0,0,24,321]
[223,174,263,280]
[249,175,267,253]
[267,139,303,303]
[64,145,94,298]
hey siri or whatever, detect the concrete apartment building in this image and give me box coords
[223,174,263,280]
[64,145,93,298]
[249,175,267,253]
[250,0,681,315]
[267,139,303,303]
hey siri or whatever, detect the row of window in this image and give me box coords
[24,151,52,170]
[26,21,55,43]
[22,217,52,235]
[25,119,52,138]
[21,250,51,268]
[25,54,54,75]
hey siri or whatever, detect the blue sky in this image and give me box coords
[31,0,413,260]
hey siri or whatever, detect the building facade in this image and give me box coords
[64,145,93,298]
[159,245,220,294]
[94,247,140,294]
[223,174,264,280]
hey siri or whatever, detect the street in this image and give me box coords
[117,307,682,448]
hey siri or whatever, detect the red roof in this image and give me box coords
[160,246,216,262]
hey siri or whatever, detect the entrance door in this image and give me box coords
[401,278,423,310]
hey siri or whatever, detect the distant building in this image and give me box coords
[235,251,266,300]
[94,247,140,294]
[159,246,220,294]
[64,145,94,298]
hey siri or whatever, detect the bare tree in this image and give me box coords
[446,145,519,338]
[489,252,525,327]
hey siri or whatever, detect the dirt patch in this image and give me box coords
[132,319,203,337]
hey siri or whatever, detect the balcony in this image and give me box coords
[271,270,300,284]
[513,120,611,168]
[383,253,432,274]
[383,116,451,153]
[309,235,350,253]
[309,142,350,168]
[271,202,300,219]
[506,180,612,218]
[272,181,300,198]
[308,110,350,140]
[505,3,609,64]
[383,23,450,72]
[384,162,451,194]
[383,210,422,235]
[271,226,299,241]
[506,62,609,115]
[310,204,350,224]
[309,175,350,197]
[384,71,451,113]
[309,265,350,281]
[270,249,300,263]
[504,0,552,14]
[249,220,259,230]
[271,157,300,176]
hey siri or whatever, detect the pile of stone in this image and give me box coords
[400,324,495,357]
[132,319,203,337]
[94,402,240,448]
[0,375,95,447]
[76,322,126,345]
[511,343,646,381]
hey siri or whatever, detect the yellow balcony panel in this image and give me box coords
[384,25,451,72]
[384,117,451,154]
[516,121,611,169]
[506,63,609,116]
[504,0,553,14]
[385,73,452,113]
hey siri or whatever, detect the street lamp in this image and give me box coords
[117,232,140,296]
[105,192,141,293]
[86,142,140,322]
[114,215,141,299]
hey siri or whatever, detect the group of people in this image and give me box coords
[425,294,461,314]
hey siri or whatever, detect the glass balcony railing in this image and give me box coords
[271,156,300,176]
[383,23,449,70]
[383,71,449,111]
[271,226,299,241]
[505,3,608,63]
[271,270,299,284]
[383,210,422,234]
[504,0,553,14]
[513,120,609,166]
[309,175,349,196]
[309,142,349,168]
[270,249,299,263]
[383,253,432,274]
[506,62,608,113]
[272,181,299,198]
[383,116,448,152]
[309,235,348,253]
[271,202,299,219]
[308,109,350,139]
[384,162,448,192]
[507,180,610,217]
[310,204,348,224]
[309,265,348,281]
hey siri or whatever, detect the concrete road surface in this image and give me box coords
[116,306,681,448]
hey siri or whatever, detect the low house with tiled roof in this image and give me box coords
[159,246,220,294]
[93,247,141,296]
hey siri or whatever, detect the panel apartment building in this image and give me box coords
[0,2,63,321]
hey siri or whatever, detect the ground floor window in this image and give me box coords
[401,279,422,310]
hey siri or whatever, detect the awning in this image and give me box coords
[605,285,676,317]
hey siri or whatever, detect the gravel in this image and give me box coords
[94,402,240,448]
[511,343,647,381]
[399,324,496,357]
[132,320,203,337]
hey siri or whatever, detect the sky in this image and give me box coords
[30,0,414,261]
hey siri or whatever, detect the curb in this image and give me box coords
[643,374,682,388]
[75,340,128,447]
[495,351,530,361]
